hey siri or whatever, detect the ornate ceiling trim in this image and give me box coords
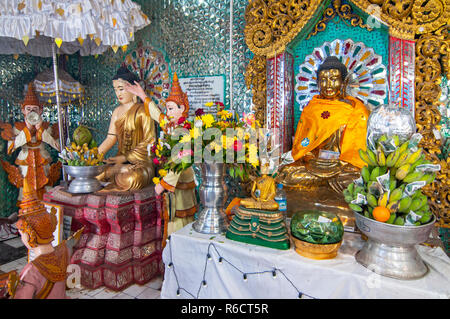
[245,0,450,58]
[244,0,325,58]
[306,1,373,40]
[350,0,450,40]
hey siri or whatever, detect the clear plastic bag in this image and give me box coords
[366,105,416,150]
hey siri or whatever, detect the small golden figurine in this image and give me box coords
[240,162,279,211]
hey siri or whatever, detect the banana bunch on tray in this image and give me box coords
[59,142,104,166]
[344,133,440,226]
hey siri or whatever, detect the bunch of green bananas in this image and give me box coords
[346,134,438,226]
[343,182,366,212]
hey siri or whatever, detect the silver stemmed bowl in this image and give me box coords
[354,212,436,280]
[64,165,105,194]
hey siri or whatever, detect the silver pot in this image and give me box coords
[64,165,105,194]
[192,162,229,234]
[354,212,436,280]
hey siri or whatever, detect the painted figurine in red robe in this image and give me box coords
[0,83,61,203]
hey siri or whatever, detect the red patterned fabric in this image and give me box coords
[44,186,164,290]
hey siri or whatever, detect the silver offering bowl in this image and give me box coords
[64,165,105,194]
[354,212,436,280]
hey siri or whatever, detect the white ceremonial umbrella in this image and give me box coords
[0,0,151,155]
[33,67,86,145]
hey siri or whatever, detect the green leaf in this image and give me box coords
[236,166,244,180]
[229,166,235,178]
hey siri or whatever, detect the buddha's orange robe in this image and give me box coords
[292,95,369,169]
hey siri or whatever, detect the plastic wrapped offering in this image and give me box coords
[366,104,416,150]
[291,211,344,244]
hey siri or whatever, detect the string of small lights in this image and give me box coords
[165,235,317,299]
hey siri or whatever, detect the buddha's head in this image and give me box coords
[22,84,43,119]
[166,72,189,123]
[317,56,348,100]
[112,66,140,105]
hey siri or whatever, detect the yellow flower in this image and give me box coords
[217,109,232,121]
[226,136,235,149]
[205,102,214,107]
[155,149,161,157]
[221,135,227,148]
[248,143,258,165]
[209,141,222,153]
[248,143,258,157]
[201,114,215,128]
[180,134,191,143]
[250,159,259,168]
[236,128,245,140]
[190,127,201,139]
[158,169,167,177]
[160,118,167,128]
[152,177,160,185]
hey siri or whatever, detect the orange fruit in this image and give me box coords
[372,206,391,222]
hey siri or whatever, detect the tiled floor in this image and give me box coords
[0,236,162,299]
[65,276,163,299]
[0,236,28,265]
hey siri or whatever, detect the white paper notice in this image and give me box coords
[179,76,225,117]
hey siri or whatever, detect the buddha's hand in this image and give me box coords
[155,183,165,195]
[124,81,147,102]
[105,155,127,165]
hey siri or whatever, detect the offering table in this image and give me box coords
[161,223,450,299]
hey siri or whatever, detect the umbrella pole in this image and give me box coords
[52,43,68,182]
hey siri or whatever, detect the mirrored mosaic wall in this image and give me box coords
[0,0,252,217]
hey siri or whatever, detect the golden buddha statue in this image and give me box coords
[124,72,198,239]
[97,67,156,191]
[240,163,279,211]
[277,56,369,225]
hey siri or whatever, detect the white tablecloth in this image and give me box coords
[161,223,450,299]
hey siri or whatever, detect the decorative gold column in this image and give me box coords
[415,26,450,227]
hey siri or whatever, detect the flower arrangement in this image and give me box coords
[151,102,262,183]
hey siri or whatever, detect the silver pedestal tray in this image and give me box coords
[64,165,105,194]
[192,162,229,234]
[354,212,436,280]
